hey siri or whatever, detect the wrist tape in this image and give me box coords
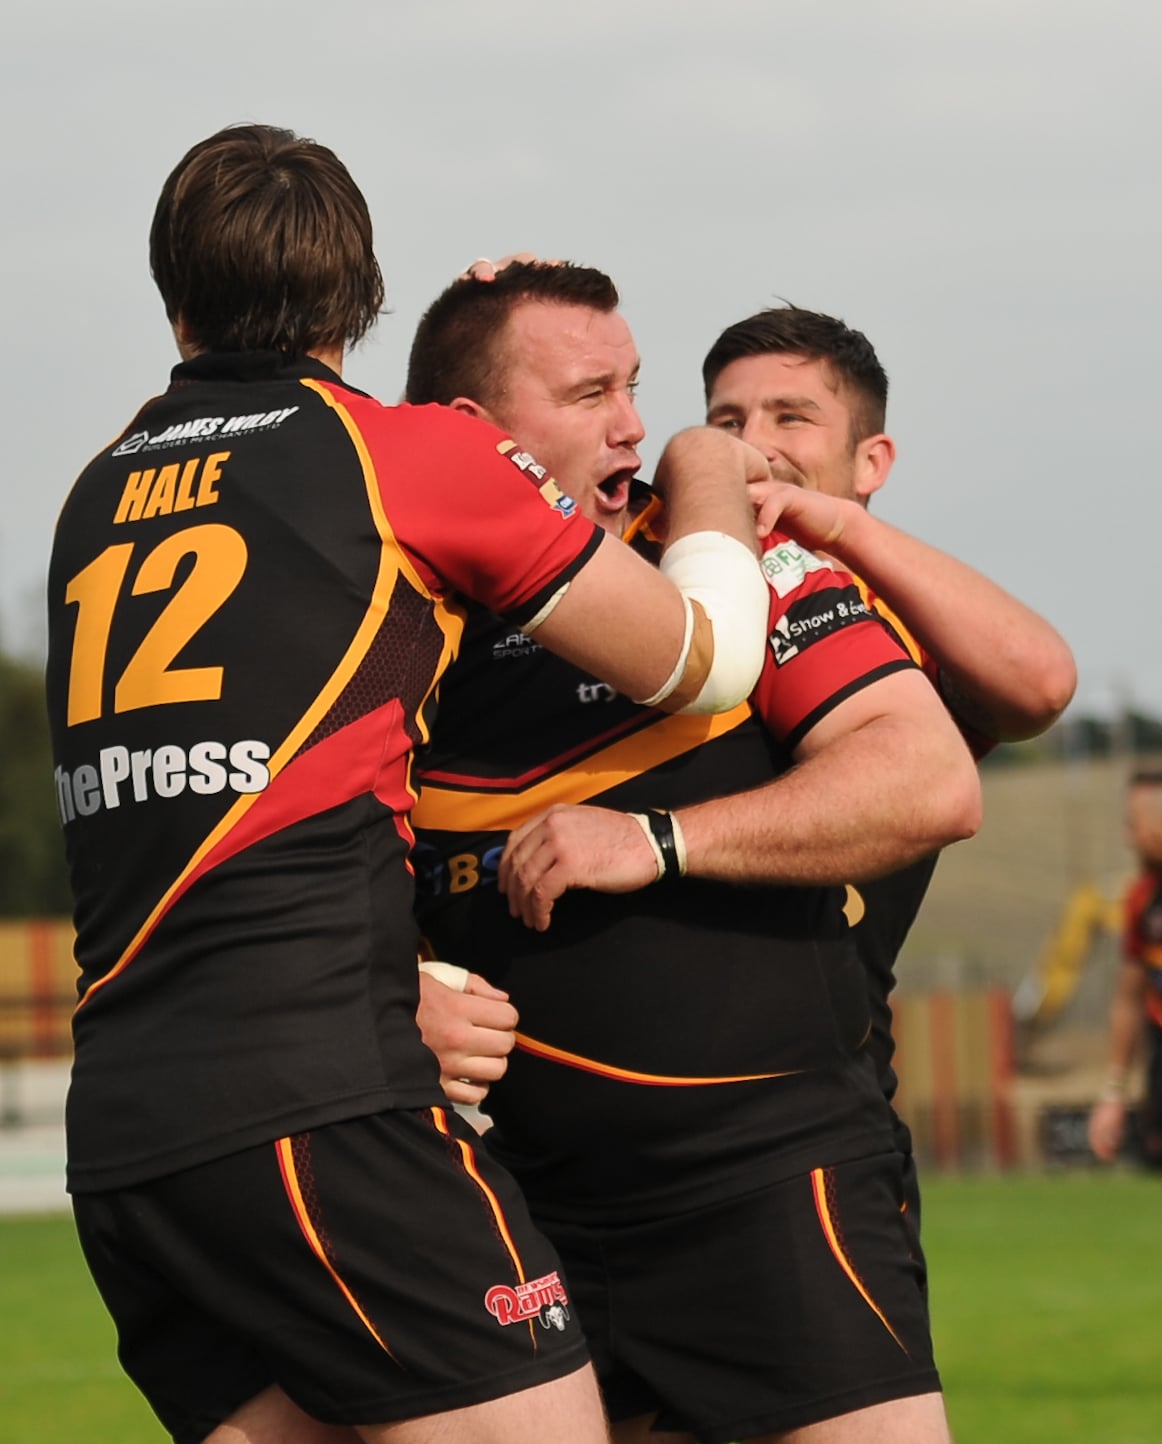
[629,809,688,882]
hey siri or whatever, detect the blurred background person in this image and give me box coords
[1087,769,1162,1167]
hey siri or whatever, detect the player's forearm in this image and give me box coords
[827,505,1076,742]
[674,715,981,885]
[534,430,770,715]
[653,427,761,558]
[534,530,767,715]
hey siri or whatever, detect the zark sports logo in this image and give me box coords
[484,1271,571,1331]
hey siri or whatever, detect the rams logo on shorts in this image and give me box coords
[484,1270,571,1328]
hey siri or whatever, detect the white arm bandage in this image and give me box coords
[417,960,470,992]
[633,530,769,714]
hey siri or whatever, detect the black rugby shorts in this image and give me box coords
[72,1107,590,1444]
[542,1150,938,1444]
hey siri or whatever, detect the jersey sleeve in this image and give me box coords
[1124,876,1162,1030]
[1122,875,1160,966]
[859,584,996,761]
[750,535,918,750]
[343,396,601,624]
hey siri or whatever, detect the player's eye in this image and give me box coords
[710,416,742,432]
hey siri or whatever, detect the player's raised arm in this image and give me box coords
[669,666,980,887]
[499,665,981,929]
[530,427,770,715]
[498,517,984,928]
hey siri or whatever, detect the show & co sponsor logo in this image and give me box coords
[769,587,873,667]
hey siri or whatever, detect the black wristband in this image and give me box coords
[645,809,682,881]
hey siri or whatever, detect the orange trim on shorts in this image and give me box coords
[810,1167,908,1354]
[429,1107,537,1348]
[515,1032,798,1086]
[274,1137,397,1360]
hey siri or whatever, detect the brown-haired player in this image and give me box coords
[694,304,1077,1226]
[408,267,990,1444]
[45,126,775,1444]
[415,278,1073,1443]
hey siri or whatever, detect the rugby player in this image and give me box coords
[1088,769,1162,1167]
[44,129,776,1444]
[501,304,1077,1241]
[407,264,988,1443]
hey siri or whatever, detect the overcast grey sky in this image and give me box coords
[3,0,1158,714]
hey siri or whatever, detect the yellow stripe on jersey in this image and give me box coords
[78,381,461,1010]
[852,577,923,666]
[302,379,466,757]
[516,1031,799,1086]
[414,701,753,833]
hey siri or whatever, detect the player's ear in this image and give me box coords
[853,433,895,504]
[448,396,498,426]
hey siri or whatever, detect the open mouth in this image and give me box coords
[596,468,637,513]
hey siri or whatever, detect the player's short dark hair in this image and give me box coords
[150,123,384,355]
[406,262,619,409]
[702,305,889,443]
[1130,769,1162,789]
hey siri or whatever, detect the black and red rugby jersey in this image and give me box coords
[843,593,993,1105]
[46,352,600,1192]
[1124,869,1162,1028]
[412,528,917,1222]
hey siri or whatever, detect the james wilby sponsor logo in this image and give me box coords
[484,1271,571,1330]
[113,408,300,457]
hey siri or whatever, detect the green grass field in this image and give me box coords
[1,1171,1157,1443]
[925,1171,1160,1444]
